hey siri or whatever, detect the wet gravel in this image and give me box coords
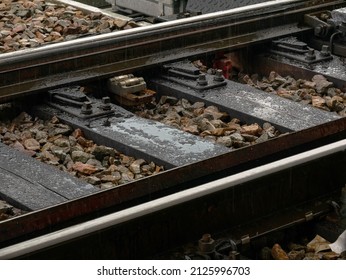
[237,71,346,117]
[0,199,26,221]
[260,235,345,260]
[131,95,283,149]
[0,112,164,192]
[193,58,346,117]
[162,229,346,260]
[0,0,137,53]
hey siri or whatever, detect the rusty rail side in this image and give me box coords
[1,139,345,259]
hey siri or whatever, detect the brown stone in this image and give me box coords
[85,176,101,186]
[77,136,94,148]
[321,251,340,260]
[12,23,27,33]
[113,18,128,29]
[183,125,199,135]
[312,74,333,94]
[50,115,60,124]
[288,249,305,260]
[23,138,40,151]
[11,141,25,152]
[100,175,119,184]
[72,162,98,175]
[129,159,146,174]
[271,244,289,260]
[72,128,83,139]
[312,95,327,109]
[241,123,262,136]
[301,80,316,89]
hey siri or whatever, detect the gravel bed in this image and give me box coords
[0,0,137,53]
[237,71,346,117]
[193,59,346,117]
[0,199,27,221]
[259,237,345,260]
[0,112,164,190]
[131,96,283,149]
[161,228,346,260]
[172,238,346,260]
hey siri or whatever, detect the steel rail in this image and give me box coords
[1,0,345,101]
[1,139,345,259]
[0,0,302,60]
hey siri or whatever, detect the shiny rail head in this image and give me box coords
[0,0,304,59]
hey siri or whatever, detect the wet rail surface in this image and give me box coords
[0,0,346,259]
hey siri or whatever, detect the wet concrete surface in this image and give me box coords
[0,142,98,211]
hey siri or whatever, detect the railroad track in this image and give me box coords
[1,139,346,259]
[0,0,346,259]
[1,0,345,101]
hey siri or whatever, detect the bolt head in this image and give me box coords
[320,45,330,56]
[81,101,93,114]
[197,74,208,86]
[198,234,215,254]
[214,69,225,82]
[102,96,111,104]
